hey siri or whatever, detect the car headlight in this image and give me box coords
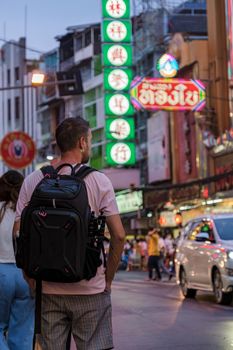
[228,251,233,260]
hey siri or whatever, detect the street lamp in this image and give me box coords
[31,71,45,85]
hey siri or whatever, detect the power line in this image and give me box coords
[0,38,44,55]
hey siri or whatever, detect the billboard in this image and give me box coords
[147,111,171,183]
[130,77,206,112]
[225,0,233,80]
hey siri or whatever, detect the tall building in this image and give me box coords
[0,38,39,175]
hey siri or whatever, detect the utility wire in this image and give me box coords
[0,38,44,55]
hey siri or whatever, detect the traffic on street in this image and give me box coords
[112,270,233,350]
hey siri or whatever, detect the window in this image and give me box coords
[90,145,103,169]
[94,55,102,76]
[85,104,96,128]
[187,220,214,241]
[15,97,20,120]
[178,9,192,14]
[84,30,91,47]
[80,63,92,82]
[94,28,101,43]
[214,218,233,241]
[15,67,19,82]
[7,69,11,86]
[7,99,11,122]
[84,89,96,104]
[194,9,206,15]
[92,129,102,144]
[75,34,82,51]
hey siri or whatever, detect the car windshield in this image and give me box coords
[214,218,233,240]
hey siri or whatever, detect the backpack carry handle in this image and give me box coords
[56,163,79,176]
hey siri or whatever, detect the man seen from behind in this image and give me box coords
[13,117,125,350]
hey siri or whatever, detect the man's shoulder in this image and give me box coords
[85,168,112,186]
[24,168,44,186]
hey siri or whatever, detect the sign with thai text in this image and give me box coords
[130,77,206,111]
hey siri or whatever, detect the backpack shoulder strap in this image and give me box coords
[75,165,97,180]
[40,165,57,177]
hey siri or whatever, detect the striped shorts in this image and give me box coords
[38,291,113,350]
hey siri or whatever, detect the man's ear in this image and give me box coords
[79,136,86,151]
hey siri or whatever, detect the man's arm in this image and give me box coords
[105,214,125,292]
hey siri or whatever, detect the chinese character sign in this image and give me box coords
[106,117,135,140]
[103,44,132,66]
[130,77,206,112]
[106,142,136,165]
[105,93,134,116]
[101,0,136,167]
[102,0,130,19]
[104,68,133,91]
[102,20,132,43]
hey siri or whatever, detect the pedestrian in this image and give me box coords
[138,238,147,271]
[158,232,173,281]
[164,230,175,272]
[13,117,125,350]
[0,170,34,350]
[146,227,161,281]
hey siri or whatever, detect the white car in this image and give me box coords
[175,214,233,305]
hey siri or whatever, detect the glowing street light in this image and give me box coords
[31,71,45,86]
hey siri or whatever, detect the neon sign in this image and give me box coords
[157,54,179,78]
[130,77,206,112]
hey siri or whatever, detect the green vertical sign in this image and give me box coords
[106,142,136,165]
[104,68,133,91]
[102,0,130,19]
[105,117,135,140]
[102,20,132,43]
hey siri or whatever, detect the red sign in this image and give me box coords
[130,77,206,111]
[0,131,36,169]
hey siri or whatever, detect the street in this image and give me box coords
[111,271,233,350]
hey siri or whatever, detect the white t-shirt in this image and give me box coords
[16,165,119,295]
[0,202,16,263]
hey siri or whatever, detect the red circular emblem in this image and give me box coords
[0,131,36,169]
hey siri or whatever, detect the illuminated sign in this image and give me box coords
[106,142,136,165]
[102,0,130,19]
[116,190,143,214]
[102,20,132,43]
[102,44,133,66]
[102,0,136,167]
[104,68,132,91]
[157,54,179,78]
[105,93,134,115]
[0,131,36,169]
[130,77,206,111]
[106,117,135,140]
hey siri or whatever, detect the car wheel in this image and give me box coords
[180,268,196,299]
[213,269,232,305]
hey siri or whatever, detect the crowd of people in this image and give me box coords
[119,227,180,281]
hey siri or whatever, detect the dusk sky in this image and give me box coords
[0,0,101,58]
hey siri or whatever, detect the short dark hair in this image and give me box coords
[55,117,90,153]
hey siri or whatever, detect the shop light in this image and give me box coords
[31,71,45,86]
[202,199,223,206]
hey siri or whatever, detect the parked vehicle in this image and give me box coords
[175,214,233,305]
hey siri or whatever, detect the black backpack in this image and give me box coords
[15,163,106,283]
